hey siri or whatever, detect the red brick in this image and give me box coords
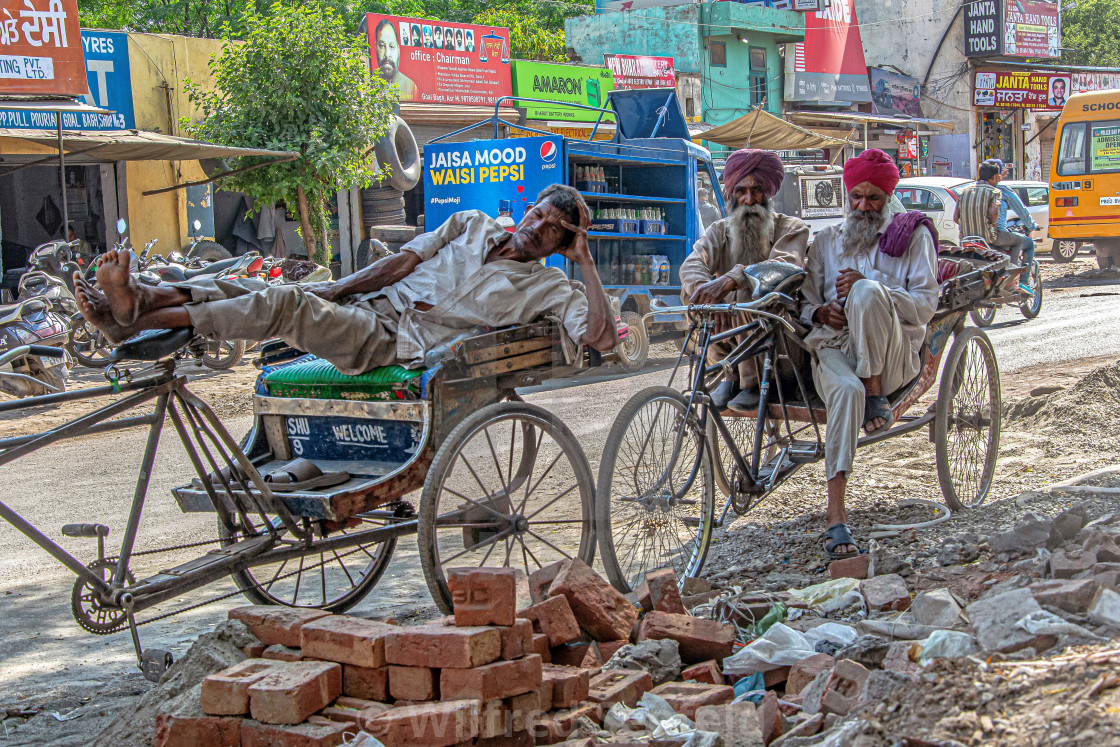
[597,640,628,662]
[530,634,552,663]
[540,664,590,709]
[680,660,723,686]
[241,717,354,747]
[637,611,736,664]
[342,664,388,701]
[361,699,481,747]
[859,575,911,613]
[385,625,502,669]
[320,697,389,724]
[244,643,268,658]
[248,661,342,725]
[441,654,543,702]
[829,555,870,580]
[547,559,639,643]
[528,561,566,604]
[501,619,534,661]
[263,645,303,662]
[587,670,652,708]
[648,682,735,720]
[479,699,508,739]
[758,690,782,746]
[763,666,790,689]
[1029,579,1101,614]
[635,569,687,615]
[154,712,241,747]
[202,659,280,716]
[530,702,601,744]
[820,660,870,716]
[229,606,332,648]
[448,568,518,627]
[300,615,397,669]
[786,654,834,696]
[473,733,535,747]
[390,666,440,701]
[580,642,603,670]
[517,596,581,647]
[549,642,591,667]
[507,690,543,732]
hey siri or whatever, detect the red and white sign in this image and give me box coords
[785,0,870,103]
[603,54,676,91]
[0,0,86,96]
[1003,0,1060,59]
[363,13,512,106]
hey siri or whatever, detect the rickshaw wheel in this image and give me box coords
[220,511,398,612]
[935,328,1001,512]
[969,305,996,327]
[597,386,715,593]
[1019,262,1043,319]
[418,402,595,614]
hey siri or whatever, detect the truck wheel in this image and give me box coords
[1096,240,1119,269]
[615,311,649,371]
[1050,240,1079,263]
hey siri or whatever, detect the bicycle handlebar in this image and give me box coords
[646,292,800,334]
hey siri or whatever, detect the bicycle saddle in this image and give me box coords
[157,256,241,283]
[110,328,196,362]
[742,261,806,299]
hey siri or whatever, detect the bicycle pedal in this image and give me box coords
[62,523,109,538]
[139,648,174,683]
[787,440,822,464]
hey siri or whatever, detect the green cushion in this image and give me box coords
[262,357,424,401]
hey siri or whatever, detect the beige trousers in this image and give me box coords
[811,279,916,480]
[179,277,401,376]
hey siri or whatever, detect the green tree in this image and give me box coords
[1061,0,1120,67]
[185,2,395,263]
[473,7,567,61]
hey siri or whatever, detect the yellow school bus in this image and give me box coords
[1049,90,1120,268]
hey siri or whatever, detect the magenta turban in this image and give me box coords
[722,148,785,199]
[843,149,900,194]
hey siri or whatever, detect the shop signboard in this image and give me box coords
[0,29,133,129]
[424,135,564,229]
[603,54,675,91]
[784,0,871,103]
[597,0,694,13]
[362,13,512,106]
[1073,72,1120,94]
[511,61,615,123]
[1091,124,1120,172]
[973,69,1069,111]
[869,67,921,117]
[964,0,1002,57]
[1003,0,1060,59]
[0,0,86,96]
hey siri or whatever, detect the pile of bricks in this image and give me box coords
[153,560,740,747]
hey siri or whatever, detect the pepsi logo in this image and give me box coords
[540,141,557,162]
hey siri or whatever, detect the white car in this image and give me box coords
[894,177,972,247]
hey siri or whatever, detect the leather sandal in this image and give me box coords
[863,394,895,435]
[263,458,350,492]
[824,523,860,560]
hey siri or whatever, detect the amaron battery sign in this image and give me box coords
[0,0,87,96]
[784,0,871,103]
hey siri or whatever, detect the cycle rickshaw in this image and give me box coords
[594,248,1017,593]
[0,320,600,680]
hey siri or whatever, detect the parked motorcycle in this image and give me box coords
[968,223,1042,327]
[0,295,72,397]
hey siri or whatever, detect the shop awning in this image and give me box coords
[0,128,298,164]
[697,108,859,151]
[786,111,955,132]
[399,103,522,146]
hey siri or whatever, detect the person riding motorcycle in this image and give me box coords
[954,160,1037,294]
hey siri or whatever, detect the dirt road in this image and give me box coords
[0,259,1117,745]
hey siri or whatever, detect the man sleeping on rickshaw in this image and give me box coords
[73,184,618,376]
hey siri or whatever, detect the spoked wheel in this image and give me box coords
[934,328,1001,512]
[615,311,649,371]
[418,402,595,614]
[1018,261,1042,319]
[969,305,996,327]
[67,317,113,368]
[202,339,246,370]
[220,510,398,612]
[597,386,715,593]
[708,413,779,515]
[1050,240,1079,263]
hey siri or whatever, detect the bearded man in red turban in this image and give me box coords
[799,149,940,560]
[679,148,810,410]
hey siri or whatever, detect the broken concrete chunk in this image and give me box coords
[909,588,966,628]
[603,638,682,686]
[834,636,889,669]
[1029,578,1100,615]
[989,513,1053,555]
[694,701,764,747]
[965,587,1057,654]
[1088,586,1120,629]
[859,574,911,612]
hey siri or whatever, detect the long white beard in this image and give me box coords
[841,202,892,258]
[727,202,775,267]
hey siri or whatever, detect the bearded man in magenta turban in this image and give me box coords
[679,148,810,411]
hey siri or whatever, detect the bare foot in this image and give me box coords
[73,273,132,344]
[95,249,143,327]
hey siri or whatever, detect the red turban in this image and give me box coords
[843,149,900,194]
[722,149,785,200]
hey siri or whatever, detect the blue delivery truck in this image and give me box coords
[424,89,727,369]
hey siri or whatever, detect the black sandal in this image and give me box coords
[863,394,894,435]
[824,523,860,560]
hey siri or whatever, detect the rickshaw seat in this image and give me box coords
[261,356,424,401]
[110,328,196,362]
[936,258,961,284]
[743,261,806,299]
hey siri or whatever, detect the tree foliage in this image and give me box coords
[184,2,394,263]
[1061,0,1120,68]
[473,7,566,61]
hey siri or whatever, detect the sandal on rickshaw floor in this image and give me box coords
[263,458,350,492]
[863,395,894,435]
[824,523,861,560]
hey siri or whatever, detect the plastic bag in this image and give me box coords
[722,623,816,675]
[651,713,697,738]
[802,622,859,649]
[917,630,978,665]
[785,578,863,613]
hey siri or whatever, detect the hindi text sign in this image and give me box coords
[603,54,675,91]
[0,0,86,95]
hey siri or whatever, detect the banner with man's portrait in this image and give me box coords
[362,13,512,106]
